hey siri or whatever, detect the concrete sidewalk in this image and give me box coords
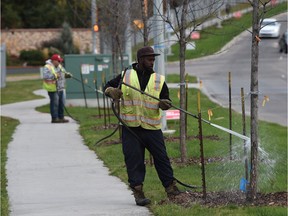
[1,89,151,216]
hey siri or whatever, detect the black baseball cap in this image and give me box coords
[137,46,160,59]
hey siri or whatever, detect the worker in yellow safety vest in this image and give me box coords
[104,46,182,206]
[42,54,72,123]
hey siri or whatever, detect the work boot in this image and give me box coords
[131,185,151,206]
[165,180,182,198]
[59,118,69,123]
[51,118,62,123]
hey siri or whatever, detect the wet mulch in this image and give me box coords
[165,135,221,142]
[96,139,121,146]
[170,156,227,165]
[159,191,288,208]
[91,123,118,130]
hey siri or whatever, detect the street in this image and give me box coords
[166,13,287,126]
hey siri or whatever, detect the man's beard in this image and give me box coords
[144,65,154,73]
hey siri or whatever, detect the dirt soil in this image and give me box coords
[165,135,221,142]
[160,191,287,207]
[91,123,118,130]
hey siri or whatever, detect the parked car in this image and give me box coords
[259,18,281,38]
[279,31,288,53]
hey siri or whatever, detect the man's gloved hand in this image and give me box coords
[105,87,123,100]
[159,99,172,110]
[65,72,73,78]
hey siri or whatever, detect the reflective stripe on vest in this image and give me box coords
[43,80,56,84]
[58,64,65,72]
[120,114,163,126]
[43,64,57,92]
[120,69,165,130]
[122,100,159,110]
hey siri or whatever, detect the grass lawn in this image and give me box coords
[166,73,197,83]
[1,116,19,216]
[1,79,43,105]
[35,87,287,215]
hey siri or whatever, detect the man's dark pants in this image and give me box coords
[48,91,64,120]
[122,126,174,188]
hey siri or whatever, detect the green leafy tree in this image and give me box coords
[65,0,91,28]
[1,3,22,28]
[60,22,79,54]
[1,0,90,28]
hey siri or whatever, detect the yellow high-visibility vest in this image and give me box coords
[43,64,57,92]
[120,69,165,130]
[58,64,66,73]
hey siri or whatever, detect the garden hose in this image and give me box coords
[70,71,200,189]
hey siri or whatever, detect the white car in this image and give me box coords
[259,18,281,38]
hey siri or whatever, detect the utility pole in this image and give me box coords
[217,1,223,28]
[153,0,167,131]
[125,26,132,64]
[0,44,6,88]
[166,0,172,55]
[91,0,97,54]
[125,0,132,64]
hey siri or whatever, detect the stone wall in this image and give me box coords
[1,28,99,56]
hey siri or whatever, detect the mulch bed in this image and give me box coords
[159,191,288,207]
[91,123,118,130]
[170,156,228,165]
[165,135,221,142]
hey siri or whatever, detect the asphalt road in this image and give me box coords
[166,13,287,127]
[7,66,40,74]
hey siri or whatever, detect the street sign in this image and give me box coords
[233,11,242,19]
[165,110,180,120]
[191,31,200,40]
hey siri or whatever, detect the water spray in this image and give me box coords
[121,82,250,141]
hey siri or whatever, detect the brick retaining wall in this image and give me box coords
[1,28,99,56]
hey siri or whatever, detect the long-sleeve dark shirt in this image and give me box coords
[104,63,170,100]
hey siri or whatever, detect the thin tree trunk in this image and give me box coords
[247,0,260,202]
[179,0,189,163]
